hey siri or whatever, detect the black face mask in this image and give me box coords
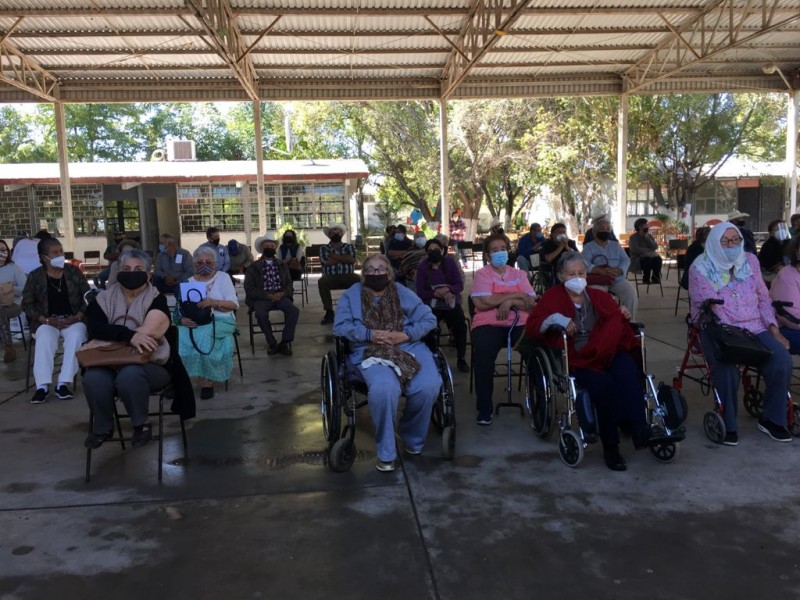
[262,248,276,258]
[117,271,148,290]
[596,231,610,242]
[734,220,746,228]
[282,237,293,245]
[329,234,342,243]
[210,237,220,245]
[363,274,390,292]
[428,249,443,263]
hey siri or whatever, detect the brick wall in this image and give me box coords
[0,187,33,238]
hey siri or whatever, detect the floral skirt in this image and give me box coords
[178,316,237,383]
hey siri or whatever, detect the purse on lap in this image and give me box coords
[76,341,151,369]
[704,321,772,366]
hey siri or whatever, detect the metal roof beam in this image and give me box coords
[0,39,58,102]
[440,0,531,99]
[184,0,259,101]
[0,6,708,18]
[624,0,800,93]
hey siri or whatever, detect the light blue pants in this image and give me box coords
[358,348,440,461]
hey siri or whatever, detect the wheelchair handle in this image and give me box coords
[772,301,800,325]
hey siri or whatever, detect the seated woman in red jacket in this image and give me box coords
[525,250,654,471]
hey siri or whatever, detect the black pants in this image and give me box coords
[434,304,467,361]
[640,256,662,283]
[472,325,524,416]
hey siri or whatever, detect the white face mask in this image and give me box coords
[564,277,587,295]
[48,255,66,269]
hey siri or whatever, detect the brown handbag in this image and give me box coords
[76,341,151,369]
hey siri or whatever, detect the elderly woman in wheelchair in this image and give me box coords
[326,254,452,473]
[524,251,685,471]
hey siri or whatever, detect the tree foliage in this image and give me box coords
[0,92,790,233]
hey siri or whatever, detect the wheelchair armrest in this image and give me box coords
[334,336,352,356]
[423,328,440,352]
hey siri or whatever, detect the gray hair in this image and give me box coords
[119,249,152,272]
[555,250,586,276]
[592,217,611,233]
[193,245,218,264]
[362,254,394,282]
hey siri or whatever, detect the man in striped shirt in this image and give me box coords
[318,223,360,325]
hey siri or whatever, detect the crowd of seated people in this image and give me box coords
[8,213,800,468]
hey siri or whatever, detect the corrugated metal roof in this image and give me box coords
[0,0,797,102]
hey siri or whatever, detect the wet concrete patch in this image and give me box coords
[3,482,39,493]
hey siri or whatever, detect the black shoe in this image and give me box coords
[131,424,152,448]
[457,358,469,373]
[84,431,112,449]
[200,386,214,400]
[55,384,73,400]
[652,275,661,284]
[30,388,48,404]
[320,310,335,325]
[757,419,791,442]
[278,342,293,356]
[267,343,279,355]
[642,277,651,285]
[722,432,738,446]
[603,447,627,471]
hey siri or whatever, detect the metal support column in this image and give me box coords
[615,95,629,235]
[54,100,75,252]
[788,90,798,217]
[439,98,450,234]
[254,100,267,234]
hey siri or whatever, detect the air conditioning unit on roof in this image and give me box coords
[166,139,196,161]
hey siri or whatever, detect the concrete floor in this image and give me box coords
[2,270,800,600]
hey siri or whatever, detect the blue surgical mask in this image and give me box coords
[394,233,405,241]
[158,243,166,253]
[721,246,742,262]
[490,251,508,267]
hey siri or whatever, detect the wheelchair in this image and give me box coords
[673,299,800,443]
[320,329,456,472]
[526,322,687,467]
[742,301,800,417]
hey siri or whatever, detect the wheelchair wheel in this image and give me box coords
[650,442,679,463]
[441,425,456,460]
[703,411,726,444]
[558,429,584,468]
[320,351,341,444]
[743,388,764,418]
[528,348,555,440]
[329,437,356,472]
[789,403,800,437]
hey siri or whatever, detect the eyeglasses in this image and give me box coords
[363,268,388,275]
[720,236,743,247]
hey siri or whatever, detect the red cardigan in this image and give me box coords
[525,284,637,371]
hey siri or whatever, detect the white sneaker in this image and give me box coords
[376,459,395,472]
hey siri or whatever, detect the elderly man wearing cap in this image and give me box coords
[318,223,360,325]
[244,235,299,356]
[728,210,756,255]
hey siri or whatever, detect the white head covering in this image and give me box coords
[693,222,752,290]
[253,234,276,253]
[324,223,347,238]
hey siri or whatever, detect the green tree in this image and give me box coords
[628,93,786,212]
